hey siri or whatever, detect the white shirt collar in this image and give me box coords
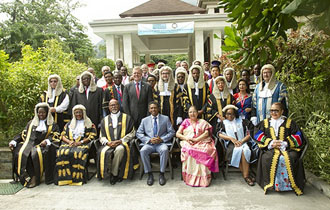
[111,111,121,129]
[73,120,85,140]
[36,119,47,132]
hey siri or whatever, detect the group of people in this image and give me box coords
[9,59,306,195]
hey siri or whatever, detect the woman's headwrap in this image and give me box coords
[212,76,230,99]
[260,64,276,90]
[158,66,175,92]
[78,71,97,93]
[175,67,188,84]
[187,65,205,89]
[47,74,63,98]
[31,102,54,126]
[224,67,238,90]
[69,104,93,130]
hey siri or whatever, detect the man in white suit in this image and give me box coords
[136,101,175,186]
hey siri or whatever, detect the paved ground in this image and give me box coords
[0,169,329,210]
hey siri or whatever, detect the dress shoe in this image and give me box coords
[159,173,166,186]
[147,172,154,186]
[27,176,37,188]
[110,175,118,185]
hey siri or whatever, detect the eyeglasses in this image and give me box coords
[49,80,57,83]
[177,76,184,78]
[270,109,280,113]
[161,72,170,75]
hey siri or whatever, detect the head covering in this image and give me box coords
[78,71,97,93]
[211,60,221,67]
[147,73,157,80]
[260,64,276,90]
[212,76,230,99]
[193,59,202,66]
[47,74,63,98]
[222,104,238,113]
[69,104,93,130]
[158,66,175,92]
[31,102,54,126]
[224,67,238,90]
[157,62,165,69]
[187,65,205,89]
[175,67,188,84]
[147,63,155,68]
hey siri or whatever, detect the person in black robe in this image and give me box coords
[71,71,103,133]
[96,99,137,184]
[40,74,69,132]
[206,76,235,135]
[54,104,97,186]
[147,74,159,104]
[9,103,60,187]
[182,65,210,119]
[253,102,306,195]
[157,66,183,130]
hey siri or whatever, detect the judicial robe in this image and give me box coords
[102,84,125,115]
[96,113,138,180]
[253,118,306,195]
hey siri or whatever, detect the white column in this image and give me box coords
[212,29,222,59]
[123,33,133,68]
[145,54,150,64]
[114,37,120,61]
[195,30,204,64]
[105,34,115,61]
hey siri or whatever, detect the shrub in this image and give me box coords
[88,58,115,78]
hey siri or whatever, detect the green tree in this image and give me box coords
[0,0,94,63]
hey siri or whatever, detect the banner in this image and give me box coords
[138,22,194,35]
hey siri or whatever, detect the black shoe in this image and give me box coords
[159,173,166,186]
[110,175,118,185]
[147,173,154,186]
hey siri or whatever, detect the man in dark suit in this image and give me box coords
[103,70,125,115]
[122,66,153,129]
[136,101,175,186]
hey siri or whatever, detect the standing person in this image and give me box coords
[120,66,130,85]
[141,64,149,81]
[182,65,210,119]
[205,76,234,134]
[253,102,305,195]
[252,64,261,84]
[204,61,212,80]
[40,74,69,132]
[71,71,103,132]
[251,64,288,125]
[102,71,114,91]
[157,61,165,70]
[241,69,255,93]
[115,59,124,71]
[234,79,252,120]
[175,67,188,92]
[176,106,219,187]
[148,63,155,74]
[54,105,97,186]
[68,75,80,102]
[207,61,221,94]
[97,99,136,184]
[9,103,60,187]
[122,66,153,129]
[147,74,159,104]
[181,61,189,73]
[136,102,175,186]
[97,66,111,88]
[157,66,183,130]
[218,105,257,186]
[175,61,181,69]
[224,67,238,95]
[103,71,125,115]
[87,67,98,83]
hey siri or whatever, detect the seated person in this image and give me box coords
[254,102,306,195]
[218,105,258,186]
[54,105,96,186]
[176,106,219,187]
[136,101,175,186]
[9,103,60,188]
[97,99,136,185]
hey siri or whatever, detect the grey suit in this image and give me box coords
[136,114,175,173]
[122,80,153,129]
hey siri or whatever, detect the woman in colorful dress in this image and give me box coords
[9,103,60,187]
[254,102,306,195]
[176,106,219,187]
[54,104,97,186]
[218,105,257,186]
[233,79,252,120]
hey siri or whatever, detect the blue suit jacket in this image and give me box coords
[136,114,175,145]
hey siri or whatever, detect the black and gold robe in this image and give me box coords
[13,121,60,186]
[54,122,97,186]
[182,83,210,119]
[206,94,235,135]
[40,90,69,131]
[253,118,306,195]
[103,84,125,115]
[96,113,138,180]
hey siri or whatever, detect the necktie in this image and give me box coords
[117,86,122,104]
[153,117,158,137]
[136,82,140,99]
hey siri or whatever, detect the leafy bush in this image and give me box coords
[0,39,86,146]
[88,58,115,78]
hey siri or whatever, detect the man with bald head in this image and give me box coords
[122,66,153,129]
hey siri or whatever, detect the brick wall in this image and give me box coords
[0,147,13,179]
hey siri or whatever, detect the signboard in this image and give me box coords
[138,22,194,35]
